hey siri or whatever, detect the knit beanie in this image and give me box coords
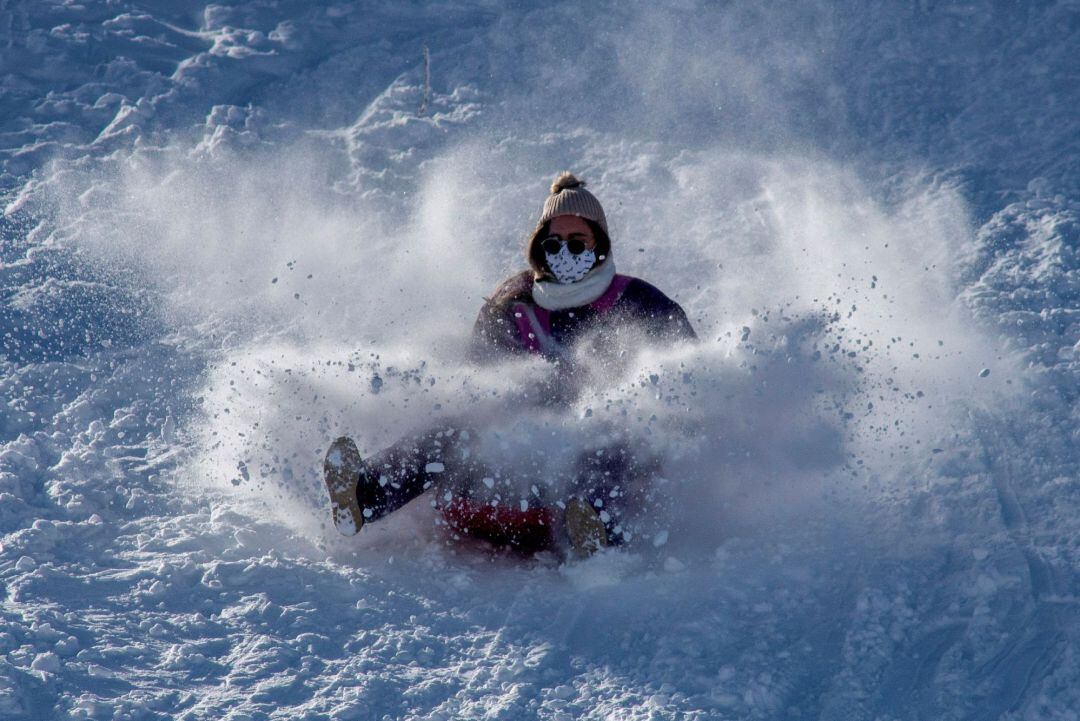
[537,172,608,234]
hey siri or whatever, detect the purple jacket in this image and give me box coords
[470,270,696,362]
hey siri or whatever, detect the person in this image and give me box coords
[324,172,696,556]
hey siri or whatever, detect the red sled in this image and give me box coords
[438,496,556,552]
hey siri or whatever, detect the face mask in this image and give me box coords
[545,244,597,284]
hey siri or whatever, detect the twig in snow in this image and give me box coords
[418,44,431,115]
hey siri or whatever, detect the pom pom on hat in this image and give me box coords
[550,171,586,194]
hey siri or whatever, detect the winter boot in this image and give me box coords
[324,436,375,536]
[564,497,608,557]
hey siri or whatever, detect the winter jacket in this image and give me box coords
[470,270,696,363]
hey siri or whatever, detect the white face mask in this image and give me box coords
[545,244,597,284]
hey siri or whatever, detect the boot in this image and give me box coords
[324,436,382,536]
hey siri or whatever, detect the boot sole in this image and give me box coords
[324,436,365,536]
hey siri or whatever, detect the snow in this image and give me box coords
[2,1,1079,719]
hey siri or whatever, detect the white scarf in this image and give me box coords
[532,258,617,311]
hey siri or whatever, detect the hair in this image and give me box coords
[526,217,611,281]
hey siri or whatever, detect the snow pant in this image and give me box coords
[355,423,662,550]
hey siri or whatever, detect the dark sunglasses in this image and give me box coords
[541,236,589,255]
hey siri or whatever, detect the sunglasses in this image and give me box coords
[541,235,590,255]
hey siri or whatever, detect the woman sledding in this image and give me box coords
[324,172,697,557]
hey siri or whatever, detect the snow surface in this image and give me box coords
[2,1,1079,719]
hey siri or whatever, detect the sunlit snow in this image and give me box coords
[1,2,1078,720]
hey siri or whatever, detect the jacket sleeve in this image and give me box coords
[624,279,698,343]
[468,272,535,362]
[660,301,698,342]
[468,298,526,362]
